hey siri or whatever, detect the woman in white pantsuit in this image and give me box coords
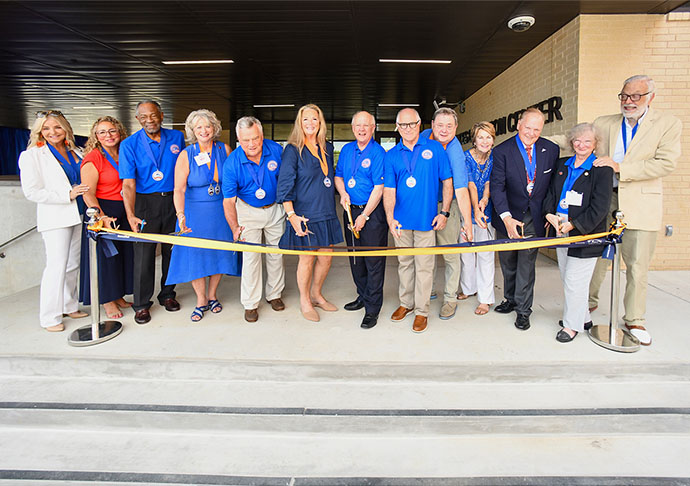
[19,111,89,332]
[459,122,497,315]
[543,123,613,342]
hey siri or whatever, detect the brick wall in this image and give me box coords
[457,14,689,270]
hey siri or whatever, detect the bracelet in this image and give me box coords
[176,211,185,217]
[286,210,296,219]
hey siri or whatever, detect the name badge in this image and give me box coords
[195,152,211,166]
[255,188,266,200]
[565,190,583,207]
[323,177,332,188]
[152,170,164,181]
[406,176,416,188]
[348,178,356,188]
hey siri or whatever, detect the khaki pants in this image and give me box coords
[435,199,462,303]
[395,229,436,316]
[589,191,658,326]
[236,199,286,309]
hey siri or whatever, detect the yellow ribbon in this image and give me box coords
[89,225,624,257]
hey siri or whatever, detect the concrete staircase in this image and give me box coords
[0,356,689,485]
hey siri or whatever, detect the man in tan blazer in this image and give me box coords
[589,75,682,345]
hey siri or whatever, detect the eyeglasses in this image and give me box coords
[95,129,119,137]
[397,120,420,130]
[136,113,161,121]
[35,110,63,118]
[618,92,650,102]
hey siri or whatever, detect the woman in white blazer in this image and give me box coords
[19,111,90,331]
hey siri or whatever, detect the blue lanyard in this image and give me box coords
[102,149,119,172]
[47,144,80,185]
[349,141,372,182]
[244,148,267,190]
[621,119,639,154]
[140,129,167,170]
[515,136,536,182]
[558,153,596,214]
[193,143,221,186]
[400,143,422,178]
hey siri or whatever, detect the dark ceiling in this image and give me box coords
[0,0,685,136]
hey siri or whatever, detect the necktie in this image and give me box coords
[526,146,532,163]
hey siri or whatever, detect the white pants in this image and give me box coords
[40,224,81,327]
[557,247,596,333]
[236,199,286,309]
[460,223,495,305]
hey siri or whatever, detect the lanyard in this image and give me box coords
[102,149,119,172]
[305,143,328,177]
[47,144,80,185]
[515,136,536,183]
[140,129,167,170]
[193,143,220,186]
[349,141,372,182]
[558,153,596,214]
[621,119,639,154]
[244,149,267,190]
[400,143,422,178]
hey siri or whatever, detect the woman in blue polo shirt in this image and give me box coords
[543,123,612,342]
[166,109,241,322]
[276,104,343,322]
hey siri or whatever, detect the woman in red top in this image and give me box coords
[79,116,134,319]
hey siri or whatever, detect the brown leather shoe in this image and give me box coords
[412,315,428,333]
[134,308,151,324]
[244,308,259,322]
[267,298,285,311]
[391,306,414,322]
[162,298,180,312]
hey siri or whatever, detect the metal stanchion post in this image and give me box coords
[68,208,123,346]
[588,211,640,352]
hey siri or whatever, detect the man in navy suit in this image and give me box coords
[490,108,559,330]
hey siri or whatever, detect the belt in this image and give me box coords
[240,198,275,210]
[351,204,366,209]
[139,191,173,197]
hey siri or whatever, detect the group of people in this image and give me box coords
[18,74,681,346]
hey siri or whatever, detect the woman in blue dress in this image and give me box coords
[277,104,343,322]
[166,109,241,321]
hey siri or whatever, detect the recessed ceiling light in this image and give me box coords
[253,104,295,108]
[162,60,234,65]
[72,106,113,109]
[379,59,451,64]
[377,103,420,107]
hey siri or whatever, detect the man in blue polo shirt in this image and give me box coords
[120,100,185,324]
[421,107,473,320]
[334,111,387,329]
[222,116,285,323]
[383,108,453,333]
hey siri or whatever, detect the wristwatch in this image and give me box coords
[440,211,450,218]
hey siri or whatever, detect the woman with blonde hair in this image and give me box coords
[79,116,134,319]
[276,104,343,322]
[19,111,89,331]
[166,109,241,322]
[458,121,497,315]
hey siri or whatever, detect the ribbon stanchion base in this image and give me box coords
[587,325,640,353]
[67,321,123,347]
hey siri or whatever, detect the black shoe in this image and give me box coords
[514,314,531,330]
[361,313,378,329]
[162,298,180,312]
[556,329,578,342]
[495,300,516,314]
[559,320,593,331]
[344,298,365,311]
[134,308,151,324]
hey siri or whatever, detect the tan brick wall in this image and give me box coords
[458,14,689,270]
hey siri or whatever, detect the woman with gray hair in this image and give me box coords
[166,109,241,322]
[543,122,612,342]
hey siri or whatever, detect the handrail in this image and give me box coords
[0,225,37,257]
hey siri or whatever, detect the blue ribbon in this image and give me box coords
[621,119,639,154]
[139,129,167,171]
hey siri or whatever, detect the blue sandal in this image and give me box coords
[208,299,222,314]
[191,306,206,322]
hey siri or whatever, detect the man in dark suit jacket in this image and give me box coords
[490,108,559,330]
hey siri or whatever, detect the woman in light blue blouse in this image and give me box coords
[459,122,496,315]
